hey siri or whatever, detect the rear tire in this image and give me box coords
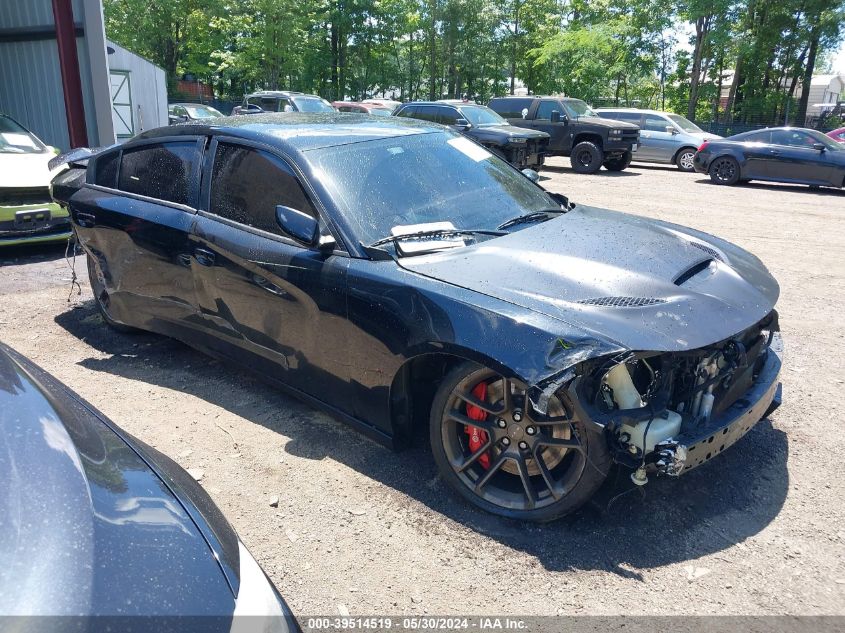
[603,151,632,172]
[86,255,137,333]
[429,361,611,522]
[570,141,603,174]
[708,156,741,185]
[675,148,696,172]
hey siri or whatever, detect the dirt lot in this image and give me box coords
[1,159,844,618]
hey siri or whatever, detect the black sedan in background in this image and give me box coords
[0,343,298,631]
[694,126,845,188]
[52,114,781,522]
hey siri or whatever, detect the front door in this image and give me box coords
[530,100,570,153]
[190,138,354,411]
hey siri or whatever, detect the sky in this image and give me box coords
[834,41,845,74]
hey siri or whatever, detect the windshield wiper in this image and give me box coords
[369,228,506,248]
[497,208,566,230]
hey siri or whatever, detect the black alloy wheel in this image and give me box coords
[430,363,610,521]
[709,156,741,185]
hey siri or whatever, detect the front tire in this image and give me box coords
[86,255,137,333]
[603,151,632,172]
[429,362,611,521]
[570,141,603,174]
[708,156,741,185]
[675,148,696,172]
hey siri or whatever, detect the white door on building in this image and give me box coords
[110,70,134,139]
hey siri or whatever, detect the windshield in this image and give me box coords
[293,97,336,113]
[184,105,223,119]
[306,131,560,246]
[667,114,703,133]
[0,116,47,154]
[563,99,597,118]
[458,105,506,126]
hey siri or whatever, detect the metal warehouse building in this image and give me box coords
[0,0,166,151]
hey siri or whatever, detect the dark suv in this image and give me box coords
[488,96,640,173]
[394,101,549,169]
[233,91,336,115]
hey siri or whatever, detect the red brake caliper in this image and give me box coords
[465,382,491,469]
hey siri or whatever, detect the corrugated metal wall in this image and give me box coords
[0,0,107,150]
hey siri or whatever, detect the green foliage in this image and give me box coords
[103,0,845,126]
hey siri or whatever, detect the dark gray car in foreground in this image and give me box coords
[0,343,298,631]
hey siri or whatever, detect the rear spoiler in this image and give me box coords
[48,146,102,171]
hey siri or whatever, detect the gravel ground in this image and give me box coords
[1,159,844,618]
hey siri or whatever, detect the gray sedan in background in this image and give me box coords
[596,108,721,172]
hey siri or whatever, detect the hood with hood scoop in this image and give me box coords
[398,205,779,352]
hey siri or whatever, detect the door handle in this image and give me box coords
[76,212,96,228]
[769,149,781,155]
[252,273,289,297]
[194,248,216,267]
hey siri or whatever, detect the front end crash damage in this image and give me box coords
[525,310,782,481]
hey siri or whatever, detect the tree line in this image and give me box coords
[104,0,845,126]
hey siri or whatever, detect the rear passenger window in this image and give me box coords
[414,106,440,123]
[117,141,197,206]
[489,99,532,119]
[93,150,119,188]
[209,142,317,236]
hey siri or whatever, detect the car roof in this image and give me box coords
[134,112,442,152]
[489,95,578,101]
[169,102,217,107]
[246,90,305,97]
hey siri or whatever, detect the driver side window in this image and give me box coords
[209,142,317,237]
[535,101,558,121]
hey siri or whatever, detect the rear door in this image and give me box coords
[190,137,354,410]
[71,138,203,333]
[530,100,570,152]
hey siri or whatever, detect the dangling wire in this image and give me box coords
[65,233,81,303]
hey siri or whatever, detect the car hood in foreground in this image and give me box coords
[399,205,779,351]
[0,346,235,617]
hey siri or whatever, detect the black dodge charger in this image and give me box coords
[0,344,298,630]
[53,113,783,522]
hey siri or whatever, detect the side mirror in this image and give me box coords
[521,168,540,183]
[666,125,678,135]
[813,143,826,152]
[275,205,318,245]
[454,118,471,130]
[550,110,562,123]
[283,104,294,113]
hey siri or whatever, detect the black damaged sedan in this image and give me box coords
[53,113,783,521]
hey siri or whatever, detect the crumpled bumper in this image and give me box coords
[676,332,783,473]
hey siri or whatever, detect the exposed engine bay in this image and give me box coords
[571,310,780,483]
